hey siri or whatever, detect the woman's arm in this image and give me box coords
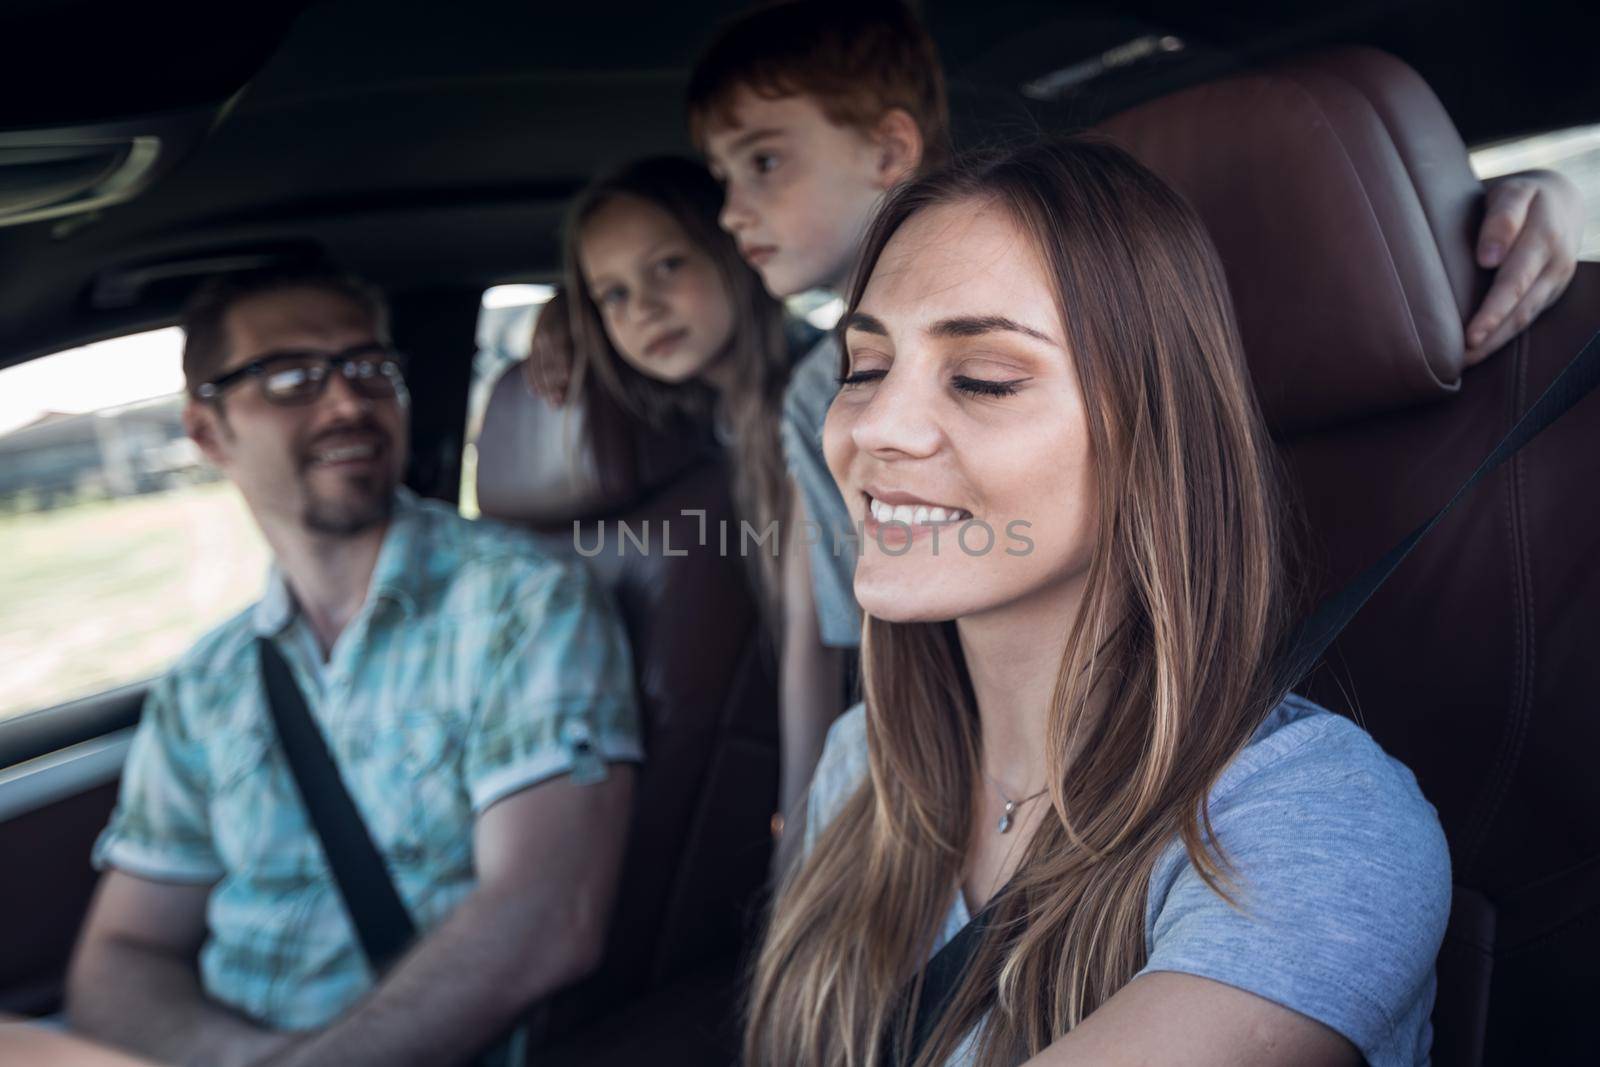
[1023,971,1360,1067]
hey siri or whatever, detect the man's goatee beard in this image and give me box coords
[302,478,395,537]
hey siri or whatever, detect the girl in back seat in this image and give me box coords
[535,156,841,871]
[744,137,1451,1067]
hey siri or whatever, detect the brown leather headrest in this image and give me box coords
[474,362,615,526]
[474,360,719,528]
[1095,47,1487,435]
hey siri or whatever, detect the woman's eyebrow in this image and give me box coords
[845,311,890,336]
[927,314,1056,345]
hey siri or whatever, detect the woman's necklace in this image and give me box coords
[982,771,1048,833]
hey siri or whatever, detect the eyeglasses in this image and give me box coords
[196,344,409,406]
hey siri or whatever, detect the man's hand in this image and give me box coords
[522,288,576,407]
[1465,169,1584,367]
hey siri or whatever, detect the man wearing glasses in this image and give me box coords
[64,266,641,1066]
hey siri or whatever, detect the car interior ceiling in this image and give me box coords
[0,0,1597,371]
[2,1,1599,1063]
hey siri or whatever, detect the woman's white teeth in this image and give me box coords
[868,496,970,524]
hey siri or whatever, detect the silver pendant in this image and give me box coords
[998,801,1017,833]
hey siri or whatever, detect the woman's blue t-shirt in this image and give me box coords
[804,694,1453,1066]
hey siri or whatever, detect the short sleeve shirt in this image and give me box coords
[805,695,1453,1066]
[780,332,862,648]
[92,488,641,1030]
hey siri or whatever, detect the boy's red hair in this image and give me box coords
[687,0,951,171]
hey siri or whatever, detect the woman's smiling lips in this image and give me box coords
[861,488,974,544]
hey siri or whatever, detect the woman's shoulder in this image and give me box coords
[1140,694,1453,1067]
[1190,693,1451,917]
[1212,693,1438,823]
[803,702,870,855]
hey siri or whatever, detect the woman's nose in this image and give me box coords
[849,366,942,460]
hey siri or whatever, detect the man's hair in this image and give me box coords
[687,0,951,171]
[181,264,391,396]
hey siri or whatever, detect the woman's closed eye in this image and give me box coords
[837,368,887,388]
[836,368,1031,398]
[952,374,1029,398]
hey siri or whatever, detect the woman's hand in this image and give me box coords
[1465,169,1584,367]
[522,288,575,407]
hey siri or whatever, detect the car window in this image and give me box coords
[1471,122,1600,259]
[460,284,556,519]
[0,328,269,720]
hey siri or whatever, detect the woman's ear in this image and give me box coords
[872,108,925,190]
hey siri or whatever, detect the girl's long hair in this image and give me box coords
[563,156,793,605]
[744,137,1296,1066]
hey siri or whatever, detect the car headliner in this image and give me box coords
[0,0,1596,372]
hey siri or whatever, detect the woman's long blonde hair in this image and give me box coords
[563,156,794,606]
[744,137,1296,1066]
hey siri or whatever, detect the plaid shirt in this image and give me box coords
[93,488,640,1029]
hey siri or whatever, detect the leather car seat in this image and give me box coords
[1096,47,1600,1067]
[474,362,780,1058]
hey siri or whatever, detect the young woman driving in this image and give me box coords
[743,138,1451,1067]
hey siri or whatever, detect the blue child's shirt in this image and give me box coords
[780,331,862,648]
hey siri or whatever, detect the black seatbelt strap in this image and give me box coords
[884,327,1600,1067]
[881,902,999,1066]
[256,638,524,1066]
[256,637,418,974]
[1277,327,1600,688]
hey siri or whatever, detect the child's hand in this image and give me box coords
[522,288,575,407]
[1465,169,1584,368]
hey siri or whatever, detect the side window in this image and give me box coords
[0,328,269,720]
[460,284,556,519]
[787,290,846,330]
[1471,122,1600,260]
